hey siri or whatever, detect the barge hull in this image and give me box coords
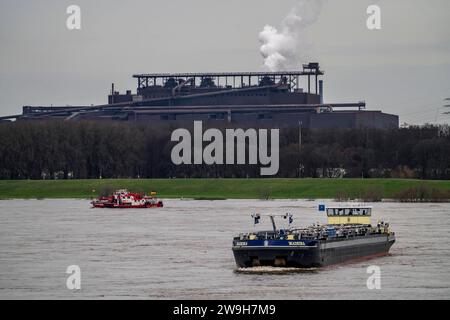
[233,235,395,268]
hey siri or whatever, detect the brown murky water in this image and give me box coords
[0,199,449,299]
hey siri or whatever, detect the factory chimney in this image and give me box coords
[111,83,115,104]
[319,80,324,104]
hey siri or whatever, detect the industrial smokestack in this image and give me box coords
[319,80,323,104]
[111,83,115,104]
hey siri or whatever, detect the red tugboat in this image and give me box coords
[91,189,163,208]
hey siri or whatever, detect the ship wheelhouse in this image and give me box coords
[326,206,372,225]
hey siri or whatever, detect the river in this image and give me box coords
[0,199,449,299]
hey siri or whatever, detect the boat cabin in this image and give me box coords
[326,206,372,225]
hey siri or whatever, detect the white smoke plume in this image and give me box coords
[259,0,326,71]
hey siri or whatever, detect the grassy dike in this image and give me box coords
[0,178,450,200]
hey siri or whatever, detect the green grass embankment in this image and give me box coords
[0,178,449,200]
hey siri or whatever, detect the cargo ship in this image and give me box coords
[91,189,163,208]
[232,205,395,268]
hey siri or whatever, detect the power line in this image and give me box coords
[443,98,450,115]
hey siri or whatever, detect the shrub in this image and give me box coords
[359,186,383,202]
[335,191,350,202]
[99,184,115,197]
[259,187,272,200]
[394,184,450,202]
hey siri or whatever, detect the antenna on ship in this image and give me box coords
[251,213,293,232]
[269,215,277,232]
[251,213,261,226]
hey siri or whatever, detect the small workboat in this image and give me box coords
[91,189,163,208]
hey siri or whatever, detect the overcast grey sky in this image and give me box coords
[1,0,449,124]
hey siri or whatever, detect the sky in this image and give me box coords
[0,0,449,125]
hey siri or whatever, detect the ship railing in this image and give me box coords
[289,224,377,239]
[236,222,390,241]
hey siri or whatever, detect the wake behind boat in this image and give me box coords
[91,189,163,208]
[232,205,395,268]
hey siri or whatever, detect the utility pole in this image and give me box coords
[439,98,450,137]
[298,121,302,178]
[444,98,450,115]
[299,121,302,152]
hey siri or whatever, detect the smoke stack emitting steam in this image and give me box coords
[259,0,326,71]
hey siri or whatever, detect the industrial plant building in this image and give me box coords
[3,63,399,129]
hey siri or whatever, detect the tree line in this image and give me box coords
[0,120,449,180]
